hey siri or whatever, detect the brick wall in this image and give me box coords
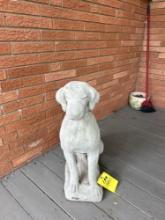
[0,0,147,177]
[136,0,165,109]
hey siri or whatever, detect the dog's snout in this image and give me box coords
[66,100,87,120]
[66,111,82,120]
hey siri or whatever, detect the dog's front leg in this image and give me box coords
[88,152,99,187]
[64,151,79,193]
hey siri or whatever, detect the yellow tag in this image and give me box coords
[97,172,119,193]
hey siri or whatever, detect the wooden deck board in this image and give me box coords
[53,146,165,220]
[53,146,165,201]
[2,171,72,220]
[100,118,165,157]
[101,154,165,201]
[40,151,153,220]
[1,107,165,220]
[0,182,32,220]
[21,160,112,220]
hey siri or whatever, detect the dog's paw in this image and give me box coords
[70,182,79,193]
[92,184,103,200]
[69,178,79,193]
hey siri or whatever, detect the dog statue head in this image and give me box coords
[56,81,100,120]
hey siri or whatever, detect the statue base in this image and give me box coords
[65,183,103,202]
[64,162,103,202]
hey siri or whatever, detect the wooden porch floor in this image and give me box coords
[1,107,165,220]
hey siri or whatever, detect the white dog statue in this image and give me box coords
[56,81,104,202]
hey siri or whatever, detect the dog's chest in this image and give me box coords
[60,116,99,152]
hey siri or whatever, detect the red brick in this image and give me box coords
[121,40,141,46]
[9,145,25,162]
[85,22,105,32]
[75,32,100,40]
[45,91,55,101]
[40,51,76,63]
[1,79,22,92]
[151,28,165,34]
[75,49,98,59]
[2,94,44,114]
[0,108,2,116]
[63,0,114,17]
[99,33,119,40]
[0,111,21,127]
[50,0,62,6]
[0,91,18,104]
[54,8,101,23]
[77,73,95,82]
[0,54,40,68]
[9,112,46,133]
[152,21,165,28]
[12,146,43,168]
[152,2,165,9]
[5,112,46,134]
[21,100,55,119]
[49,63,61,72]
[0,1,40,15]
[45,69,76,82]
[7,64,49,79]
[27,138,46,150]
[0,13,5,26]
[11,42,55,54]
[0,138,3,146]
[46,108,62,119]
[91,3,116,16]
[17,121,48,139]
[39,52,56,63]
[55,41,83,51]
[31,0,49,3]
[22,75,45,87]
[97,74,114,85]
[19,85,43,98]
[99,14,118,25]
[47,137,59,149]
[43,78,70,92]
[100,80,119,92]
[18,126,48,145]
[41,30,75,41]
[0,145,10,161]
[0,43,11,55]
[151,34,165,41]
[98,48,118,56]
[0,28,41,41]
[61,59,87,70]
[52,18,85,30]
[113,71,128,79]
[152,8,165,16]
[0,70,7,80]
[87,55,114,65]
[63,0,91,11]
[3,131,18,144]
[158,53,165,59]
[90,0,123,9]
[6,14,52,29]
[0,126,5,136]
[76,64,99,76]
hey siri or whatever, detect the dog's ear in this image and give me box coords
[56,87,67,112]
[88,86,100,110]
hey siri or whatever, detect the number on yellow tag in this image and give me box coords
[97,172,119,193]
